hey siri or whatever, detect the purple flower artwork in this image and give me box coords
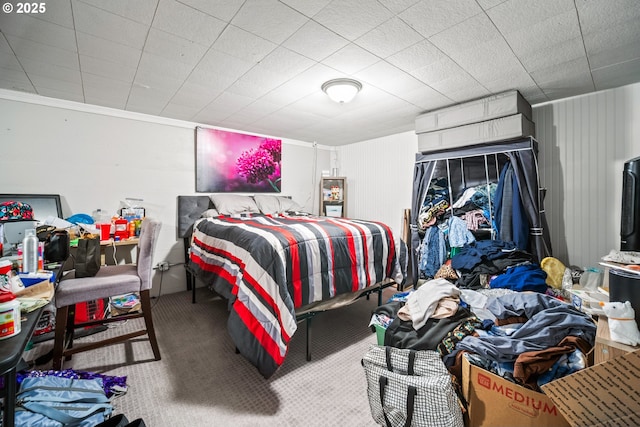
[196,127,282,193]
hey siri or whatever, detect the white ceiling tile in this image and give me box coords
[225,77,272,99]
[160,102,202,120]
[132,71,183,96]
[126,86,175,113]
[377,0,422,14]
[169,81,222,109]
[583,19,640,68]
[143,28,209,66]
[444,85,491,103]
[502,10,580,58]
[77,0,158,25]
[589,42,640,73]
[36,87,85,102]
[197,91,255,117]
[231,0,308,44]
[283,20,349,61]
[239,99,283,117]
[19,57,81,83]
[486,0,575,34]
[592,58,640,91]
[440,38,522,83]
[399,0,482,38]
[29,74,83,95]
[73,1,149,49]
[429,13,500,53]
[253,47,315,78]
[212,25,277,63]
[530,56,592,85]
[83,77,130,108]
[481,68,537,93]
[137,52,196,81]
[398,85,452,110]
[0,13,77,51]
[195,48,254,80]
[0,50,24,71]
[80,55,137,82]
[517,36,585,73]
[280,0,333,17]
[576,0,640,34]
[355,17,423,59]
[354,60,424,95]
[322,43,380,75]
[0,68,35,92]
[76,32,142,69]
[386,40,445,73]
[177,0,243,22]
[152,0,226,46]
[313,0,393,41]
[477,0,506,10]
[6,36,79,70]
[34,0,74,28]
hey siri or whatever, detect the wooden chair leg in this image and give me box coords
[52,305,69,370]
[140,290,161,361]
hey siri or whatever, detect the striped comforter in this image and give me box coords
[188,213,404,378]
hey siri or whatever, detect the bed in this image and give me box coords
[177,194,406,378]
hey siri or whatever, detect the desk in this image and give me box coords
[99,238,139,266]
[0,307,43,427]
[71,238,139,266]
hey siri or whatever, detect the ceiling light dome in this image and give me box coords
[321,78,362,104]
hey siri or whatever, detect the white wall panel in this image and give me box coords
[533,82,640,269]
[338,131,418,238]
[0,96,330,295]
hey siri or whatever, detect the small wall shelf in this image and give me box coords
[320,177,347,218]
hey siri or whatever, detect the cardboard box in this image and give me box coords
[541,349,640,426]
[415,90,532,133]
[417,113,535,152]
[462,356,570,426]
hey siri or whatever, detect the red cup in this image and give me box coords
[99,223,111,241]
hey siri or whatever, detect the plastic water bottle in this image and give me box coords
[22,228,39,273]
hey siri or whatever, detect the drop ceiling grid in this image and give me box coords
[0,0,639,145]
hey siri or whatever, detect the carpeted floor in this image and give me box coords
[23,286,398,427]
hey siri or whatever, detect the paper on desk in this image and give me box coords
[42,216,74,229]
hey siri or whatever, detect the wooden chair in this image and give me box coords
[52,218,162,370]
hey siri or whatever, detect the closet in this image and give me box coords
[409,136,552,283]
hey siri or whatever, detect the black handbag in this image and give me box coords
[74,235,101,278]
[43,229,70,263]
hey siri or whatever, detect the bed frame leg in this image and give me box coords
[306,317,312,361]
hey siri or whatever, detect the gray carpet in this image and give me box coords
[25,286,397,427]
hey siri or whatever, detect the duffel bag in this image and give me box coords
[362,345,463,427]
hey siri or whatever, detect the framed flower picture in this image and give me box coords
[195,127,282,193]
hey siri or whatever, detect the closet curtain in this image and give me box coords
[409,137,552,283]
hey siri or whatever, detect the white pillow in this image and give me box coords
[254,195,302,214]
[209,194,260,215]
[200,208,220,218]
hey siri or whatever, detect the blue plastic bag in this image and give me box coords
[16,376,113,426]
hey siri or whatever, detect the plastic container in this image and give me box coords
[0,292,21,340]
[22,228,39,273]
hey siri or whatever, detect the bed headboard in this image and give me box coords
[177,195,213,239]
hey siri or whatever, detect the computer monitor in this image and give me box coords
[0,194,63,255]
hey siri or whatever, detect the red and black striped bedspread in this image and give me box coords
[188,213,405,378]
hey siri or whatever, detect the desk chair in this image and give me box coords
[52,219,162,370]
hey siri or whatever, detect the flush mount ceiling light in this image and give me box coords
[321,78,362,104]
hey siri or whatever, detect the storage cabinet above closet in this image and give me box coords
[409,137,552,283]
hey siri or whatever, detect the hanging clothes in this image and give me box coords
[494,162,530,251]
[418,225,447,279]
